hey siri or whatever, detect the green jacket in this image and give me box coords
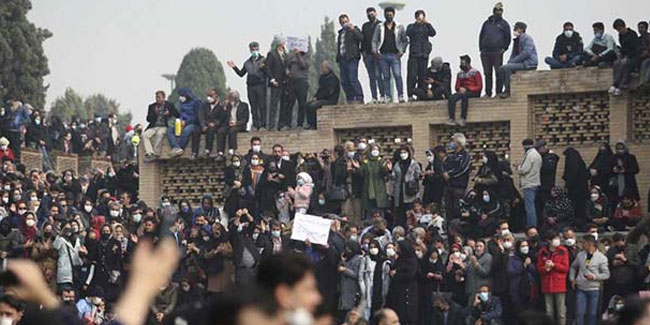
[360,157,390,209]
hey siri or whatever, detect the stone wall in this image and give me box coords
[139,68,650,208]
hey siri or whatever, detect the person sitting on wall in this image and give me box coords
[545,22,584,69]
[215,90,250,162]
[305,61,340,130]
[447,55,482,127]
[582,22,617,68]
[609,18,645,96]
[499,21,538,99]
[167,87,201,159]
[412,56,451,101]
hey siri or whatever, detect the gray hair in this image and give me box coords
[273,34,286,45]
[452,133,467,147]
[229,90,240,101]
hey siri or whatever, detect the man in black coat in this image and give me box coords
[535,140,559,219]
[143,90,178,161]
[478,3,510,97]
[433,293,464,325]
[215,91,250,162]
[306,61,340,129]
[545,22,584,69]
[412,57,451,101]
[361,7,384,103]
[406,9,436,98]
[337,14,364,103]
[227,41,269,130]
[266,36,289,130]
[198,89,225,157]
[610,19,646,95]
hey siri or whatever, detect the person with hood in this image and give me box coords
[288,172,314,214]
[419,246,445,324]
[386,239,420,325]
[478,2,510,98]
[215,90,249,162]
[405,9,436,98]
[372,6,408,103]
[537,232,570,325]
[443,133,472,221]
[227,41,268,131]
[0,218,23,260]
[336,14,364,104]
[608,140,640,204]
[224,154,252,218]
[3,99,30,162]
[337,240,362,323]
[144,90,178,161]
[306,60,340,129]
[563,147,591,229]
[86,224,123,302]
[167,87,201,159]
[359,144,390,219]
[545,22,584,69]
[475,189,502,238]
[588,143,614,197]
[202,222,234,295]
[465,240,493,305]
[412,56,451,101]
[499,21,538,98]
[359,239,380,319]
[446,55,482,126]
[387,145,421,227]
[507,239,538,323]
[53,222,85,287]
[422,145,446,207]
[542,187,575,234]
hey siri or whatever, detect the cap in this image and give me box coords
[522,138,534,147]
[0,137,8,146]
[125,125,133,133]
[494,2,504,10]
[535,139,547,149]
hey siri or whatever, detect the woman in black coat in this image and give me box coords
[474,150,502,199]
[608,140,640,203]
[419,246,445,325]
[87,224,123,302]
[563,147,590,230]
[387,239,420,325]
[223,154,253,217]
[588,143,614,192]
[422,146,446,207]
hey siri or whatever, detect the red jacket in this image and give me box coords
[0,148,15,161]
[537,245,570,293]
[455,67,483,93]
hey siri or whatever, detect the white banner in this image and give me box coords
[286,36,309,53]
[290,213,331,246]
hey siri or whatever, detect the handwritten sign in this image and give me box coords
[286,36,309,53]
[290,213,331,246]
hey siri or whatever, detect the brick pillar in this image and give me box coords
[609,94,631,143]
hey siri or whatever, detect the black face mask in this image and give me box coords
[0,224,11,236]
[385,15,394,22]
[101,233,110,241]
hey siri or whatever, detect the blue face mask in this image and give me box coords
[479,292,489,302]
[448,141,457,151]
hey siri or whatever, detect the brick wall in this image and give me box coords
[139,68,650,209]
[21,149,42,173]
[50,151,79,175]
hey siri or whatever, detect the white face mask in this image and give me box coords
[400,153,409,160]
[513,30,521,37]
[520,247,529,255]
[590,193,599,201]
[84,205,93,213]
[358,143,367,150]
[503,241,513,249]
[133,213,142,223]
[282,155,290,161]
[251,159,260,166]
[386,248,396,257]
[110,210,120,217]
[0,316,13,325]
[1,197,8,204]
[415,251,423,259]
[371,150,380,157]
[565,238,576,246]
[232,161,241,168]
[347,151,355,159]
[207,96,215,103]
[427,155,434,163]
[318,198,326,205]
[551,239,561,247]
[369,247,379,255]
[252,233,259,241]
[0,146,6,151]
[482,156,488,164]
[35,118,41,125]
[590,232,598,241]
[453,251,461,258]
[272,230,281,238]
[179,96,187,103]
[252,145,261,153]
[483,195,490,203]
[564,30,574,38]
[26,219,36,227]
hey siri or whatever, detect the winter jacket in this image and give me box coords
[455,67,483,94]
[570,250,610,291]
[286,52,310,80]
[391,159,421,207]
[360,157,390,210]
[443,149,471,189]
[479,15,511,53]
[508,33,538,68]
[314,71,341,102]
[293,183,313,210]
[618,28,644,58]
[361,19,382,54]
[227,102,251,128]
[232,55,269,86]
[199,101,226,129]
[585,33,616,57]
[540,152,559,191]
[372,21,408,55]
[518,148,542,188]
[337,25,363,61]
[7,105,30,132]
[146,101,178,130]
[537,245,570,293]
[405,22,436,57]
[177,88,201,125]
[466,252,493,295]
[339,254,362,310]
[464,296,504,325]
[266,49,287,85]
[551,31,584,58]
[53,235,83,284]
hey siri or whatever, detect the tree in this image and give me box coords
[170,48,228,103]
[50,87,85,121]
[308,17,343,101]
[0,0,51,108]
[84,93,132,126]
[48,89,132,126]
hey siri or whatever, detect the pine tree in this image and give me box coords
[309,17,344,102]
[170,48,228,104]
[0,0,51,108]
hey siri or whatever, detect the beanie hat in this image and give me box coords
[0,137,8,147]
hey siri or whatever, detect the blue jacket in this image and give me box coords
[479,15,511,53]
[177,88,201,125]
[508,33,538,69]
[406,22,436,57]
[8,105,30,131]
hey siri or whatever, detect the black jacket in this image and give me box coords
[406,22,436,57]
[229,226,261,267]
[232,56,269,86]
[226,102,250,128]
[314,71,341,102]
[540,152,559,191]
[479,15,511,53]
[361,19,382,54]
[552,31,583,58]
[619,28,644,58]
[198,101,225,128]
[146,101,178,130]
[266,49,287,86]
[337,25,363,61]
[420,63,451,94]
[432,302,464,325]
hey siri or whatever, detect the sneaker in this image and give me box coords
[144,154,156,163]
[399,97,407,103]
[411,95,418,101]
[458,119,466,127]
[445,118,456,126]
[612,88,622,96]
[608,86,617,94]
[204,149,211,157]
[190,153,198,160]
[171,147,184,156]
[228,149,234,156]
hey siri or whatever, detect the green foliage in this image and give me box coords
[170,48,228,104]
[48,88,131,126]
[0,0,51,108]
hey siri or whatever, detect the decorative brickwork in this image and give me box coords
[531,92,610,146]
[51,152,79,175]
[632,93,650,142]
[21,149,42,173]
[336,126,413,156]
[160,158,226,204]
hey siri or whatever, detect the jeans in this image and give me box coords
[447,91,480,120]
[285,78,309,127]
[544,293,566,325]
[523,186,538,227]
[247,84,267,129]
[545,54,583,69]
[576,289,600,325]
[306,99,337,128]
[406,55,428,97]
[379,53,404,99]
[500,62,533,93]
[363,53,384,99]
[582,51,616,67]
[167,124,200,154]
[339,57,364,102]
[613,57,642,88]
[481,51,504,96]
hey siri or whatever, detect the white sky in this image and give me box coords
[29,0,648,125]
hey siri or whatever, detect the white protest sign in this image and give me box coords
[286,36,309,53]
[290,213,331,246]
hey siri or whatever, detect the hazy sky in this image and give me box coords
[29,0,647,125]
